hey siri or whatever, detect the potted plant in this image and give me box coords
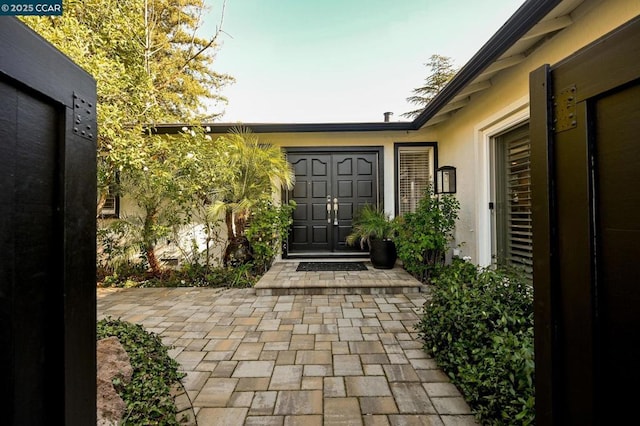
[346,204,397,269]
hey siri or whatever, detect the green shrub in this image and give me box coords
[99,264,257,288]
[246,199,296,275]
[393,185,460,283]
[97,317,185,425]
[417,259,535,425]
[164,263,256,288]
[97,219,146,279]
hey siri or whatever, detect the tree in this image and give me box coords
[139,0,233,122]
[402,54,458,119]
[22,0,235,274]
[209,127,295,265]
[21,0,234,214]
[120,127,229,275]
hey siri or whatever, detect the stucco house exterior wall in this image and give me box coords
[106,0,640,268]
[431,0,640,265]
[254,128,438,218]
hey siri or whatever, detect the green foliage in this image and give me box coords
[97,218,144,277]
[24,4,299,278]
[98,199,296,285]
[210,127,295,241]
[155,263,256,288]
[393,185,460,283]
[98,263,257,289]
[246,199,297,275]
[346,204,395,249]
[121,127,230,275]
[417,259,535,425]
[21,0,233,212]
[403,54,459,119]
[97,317,185,425]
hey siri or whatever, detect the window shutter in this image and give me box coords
[505,134,532,274]
[398,148,432,215]
[100,187,118,217]
[496,125,532,277]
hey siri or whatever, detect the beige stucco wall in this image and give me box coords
[99,200,228,267]
[432,0,640,265]
[258,128,438,217]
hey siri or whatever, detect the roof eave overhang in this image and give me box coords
[151,121,413,135]
[410,0,563,130]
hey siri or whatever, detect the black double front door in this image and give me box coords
[286,149,381,254]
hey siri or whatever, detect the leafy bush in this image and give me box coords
[246,199,296,275]
[97,317,185,425]
[417,259,535,425]
[154,263,256,288]
[346,203,395,249]
[98,263,257,289]
[97,219,146,279]
[393,185,460,283]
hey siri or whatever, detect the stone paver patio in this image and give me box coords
[97,265,479,425]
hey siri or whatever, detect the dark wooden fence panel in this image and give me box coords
[0,18,97,425]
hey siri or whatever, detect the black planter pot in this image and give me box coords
[369,239,397,269]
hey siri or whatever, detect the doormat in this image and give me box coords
[296,262,368,272]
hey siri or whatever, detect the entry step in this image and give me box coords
[254,261,425,296]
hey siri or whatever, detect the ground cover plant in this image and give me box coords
[417,258,535,425]
[98,262,257,289]
[97,317,185,425]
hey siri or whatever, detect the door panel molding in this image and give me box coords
[284,147,383,256]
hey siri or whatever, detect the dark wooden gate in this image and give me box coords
[0,18,97,424]
[286,148,382,255]
[530,16,640,425]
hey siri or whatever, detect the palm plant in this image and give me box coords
[346,204,395,248]
[346,204,397,269]
[209,126,295,264]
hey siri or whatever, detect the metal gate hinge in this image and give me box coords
[73,92,95,141]
[553,85,577,133]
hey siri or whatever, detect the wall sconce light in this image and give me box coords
[436,166,457,194]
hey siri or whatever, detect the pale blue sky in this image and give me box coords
[203,0,526,123]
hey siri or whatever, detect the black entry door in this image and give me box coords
[286,149,381,254]
[530,16,640,425]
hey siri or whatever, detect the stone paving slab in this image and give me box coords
[97,286,479,425]
[254,260,425,295]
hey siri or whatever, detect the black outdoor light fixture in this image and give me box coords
[436,166,457,194]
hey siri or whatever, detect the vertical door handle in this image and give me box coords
[333,198,339,225]
[327,196,332,223]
